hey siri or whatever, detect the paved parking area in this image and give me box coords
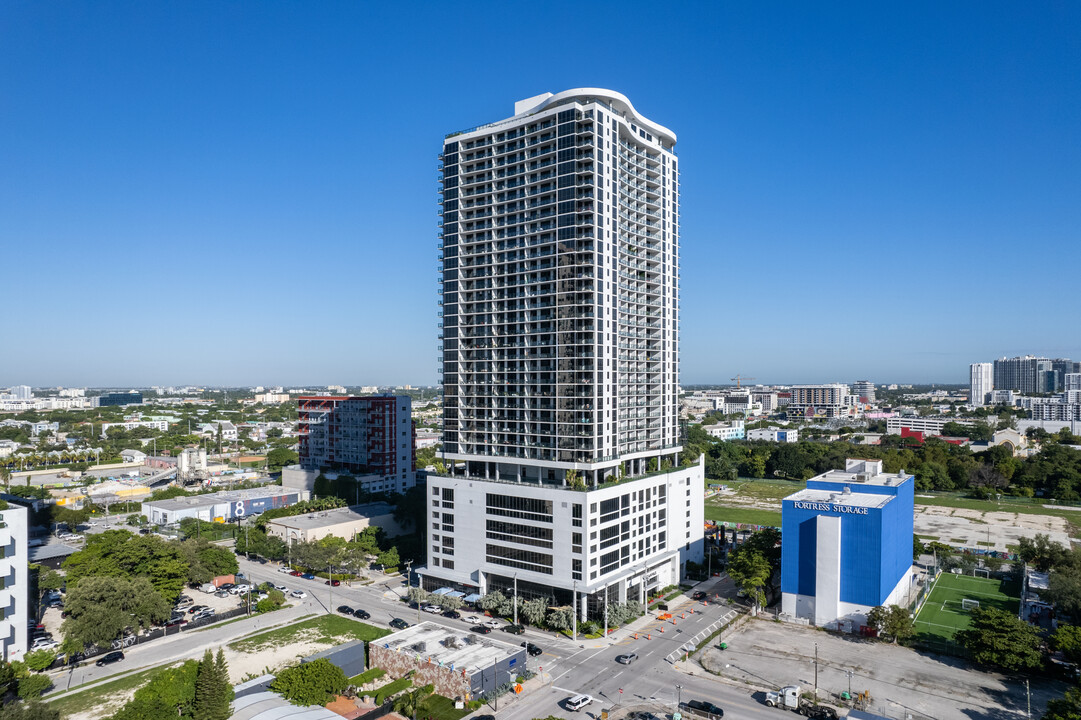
[699,618,1063,720]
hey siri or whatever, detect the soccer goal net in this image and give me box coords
[962,598,980,611]
[974,568,990,578]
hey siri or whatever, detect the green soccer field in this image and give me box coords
[913,572,1021,640]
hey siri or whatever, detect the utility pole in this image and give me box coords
[572,580,578,642]
[814,642,819,703]
[513,573,518,626]
[676,684,683,713]
[1026,679,1031,719]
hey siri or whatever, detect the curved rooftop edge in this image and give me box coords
[516,88,677,147]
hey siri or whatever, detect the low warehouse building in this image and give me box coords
[265,502,402,543]
[368,622,527,699]
[142,486,303,525]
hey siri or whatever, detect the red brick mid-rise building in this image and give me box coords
[296,395,417,494]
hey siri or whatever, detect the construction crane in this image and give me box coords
[730,375,756,388]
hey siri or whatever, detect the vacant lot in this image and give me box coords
[228,614,389,654]
[700,618,1064,720]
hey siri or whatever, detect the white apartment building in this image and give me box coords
[0,505,28,661]
[427,89,703,612]
[787,384,854,418]
[851,381,876,404]
[1066,374,1081,392]
[439,88,681,484]
[970,362,993,407]
[254,392,290,404]
[6,386,31,401]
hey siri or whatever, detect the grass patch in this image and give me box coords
[914,573,1021,641]
[916,534,938,540]
[228,614,389,654]
[703,506,782,527]
[711,478,805,503]
[373,676,412,704]
[49,663,176,719]
[420,693,472,720]
[350,667,387,685]
[977,541,995,547]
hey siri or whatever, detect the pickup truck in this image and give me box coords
[679,700,724,720]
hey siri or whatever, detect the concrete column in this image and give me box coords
[815,515,842,627]
[516,465,522,483]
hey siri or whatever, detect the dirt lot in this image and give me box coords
[699,618,1065,720]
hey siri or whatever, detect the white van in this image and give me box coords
[566,695,593,711]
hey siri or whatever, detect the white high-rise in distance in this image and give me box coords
[970,362,993,407]
[438,89,681,484]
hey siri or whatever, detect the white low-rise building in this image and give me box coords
[747,427,798,443]
[706,421,745,441]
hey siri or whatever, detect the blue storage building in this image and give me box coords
[781,459,917,632]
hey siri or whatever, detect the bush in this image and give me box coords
[270,659,348,706]
[373,676,413,704]
[349,667,386,686]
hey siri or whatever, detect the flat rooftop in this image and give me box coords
[266,502,394,530]
[812,469,911,487]
[143,485,296,511]
[785,488,894,509]
[375,621,522,675]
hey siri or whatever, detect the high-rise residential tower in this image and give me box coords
[969,362,993,407]
[438,89,681,485]
[425,89,702,615]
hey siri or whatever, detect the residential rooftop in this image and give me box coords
[265,502,395,530]
[142,485,296,511]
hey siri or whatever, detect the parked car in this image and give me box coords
[165,616,188,628]
[278,566,293,574]
[188,605,209,614]
[484,619,501,629]
[274,583,287,591]
[503,624,525,635]
[301,573,316,580]
[683,700,724,718]
[218,583,235,591]
[616,653,639,665]
[566,695,593,711]
[96,651,124,667]
[390,618,409,630]
[325,579,341,586]
[30,637,58,650]
[423,604,442,614]
[289,570,302,577]
[353,609,371,620]
[290,590,307,599]
[192,609,216,620]
[522,642,543,656]
[443,610,461,619]
[214,590,229,598]
[471,625,492,634]
[465,615,480,624]
[337,605,354,615]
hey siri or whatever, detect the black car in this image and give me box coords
[390,618,409,630]
[353,609,371,620]
[96,651,124,667]
[692,591,707,601]
[684,700,724,718]
[471,625,492,634]
[443,610,461,619]
[503,624,525,635]
[521,642,543,656]
[337,605,354,615]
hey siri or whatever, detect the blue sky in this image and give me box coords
[2,1,1078,388]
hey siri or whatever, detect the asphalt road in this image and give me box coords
[50,558,778,719]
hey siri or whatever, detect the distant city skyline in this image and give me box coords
[2,3,1077,387]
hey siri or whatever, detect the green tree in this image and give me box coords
[954,607,1042,671]
[726,547,772,610]
[1043,686,1081,720]
[312,474,333,498]
[193,649,231,720]
[270,659,348,706]
[520,597,549,626]
[913,535,926,560]
[267,448,298,472]
[22,651,56,673]
[1052,624,1081,664]
[545,607,573,631]
[1019,533,1069,572]
[111,660,199,720]
[61,576,170,650]
[16,673,52,699]
[377,546,399,570]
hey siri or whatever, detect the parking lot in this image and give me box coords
[699,618,1064,720]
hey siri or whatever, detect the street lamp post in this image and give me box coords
[513,573,518,626]
[676,684,683,713]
